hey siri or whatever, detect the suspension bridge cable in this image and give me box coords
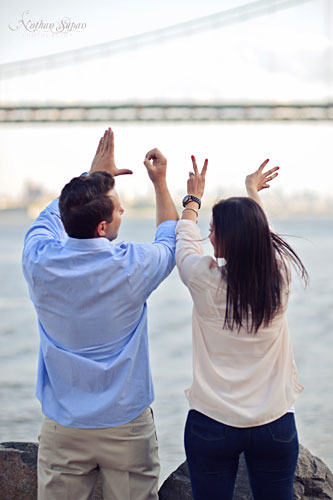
[0,0,314,80]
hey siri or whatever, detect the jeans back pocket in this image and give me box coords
[189,410,228,442]
[268,413,297,443]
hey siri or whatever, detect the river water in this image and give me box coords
[0,208,332,484]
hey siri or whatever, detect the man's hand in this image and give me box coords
[245,159,279,193]
[143,148,167,184]
[90,128,133,176]
[187,155,208,199]
[143,148,178,225]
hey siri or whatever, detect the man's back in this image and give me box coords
[22,199,177,428]
[22,129,179,499]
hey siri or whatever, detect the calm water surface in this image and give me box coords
[0,209,332,483]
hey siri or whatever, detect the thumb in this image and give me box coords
[143,157,152,169]
[115,169,133,176]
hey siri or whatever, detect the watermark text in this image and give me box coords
[9,10,87,35]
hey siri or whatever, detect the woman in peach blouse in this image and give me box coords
[175,158,308,500]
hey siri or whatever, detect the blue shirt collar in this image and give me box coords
[64,236,113,251]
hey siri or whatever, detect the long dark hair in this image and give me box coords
[212,197,308,333]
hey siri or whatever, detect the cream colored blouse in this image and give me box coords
[175,219,303,428]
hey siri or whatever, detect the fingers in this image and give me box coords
[143,158,151,169]
[145,148,162,161]
[105,129,110,152]
[264,166,279,177]
[101,130,108,154]
[96,131,107,155]
[109,128,114,154]
[96,137,103,155]
[258,158,269,172]
[263,166,279,183]
[265,172,278,182]
[144,148,167,174]
[99,128,114,155]
[104,127,114,154]
[190,156,208,176]
[144,149,155,161]
[143,153,156,169]
[191,155,199,175]
[258,162,279,185]
[201,158,208,176]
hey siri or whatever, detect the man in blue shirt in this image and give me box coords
[22,128,178,499]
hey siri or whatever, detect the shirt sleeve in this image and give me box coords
[137,220,178,298]
[175,219,205,287]
[22,199,67,276]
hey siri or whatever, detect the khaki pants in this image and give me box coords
[38,407,160,500]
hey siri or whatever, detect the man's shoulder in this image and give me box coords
[113,240,157,256]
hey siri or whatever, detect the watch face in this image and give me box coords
[182,195,201,208]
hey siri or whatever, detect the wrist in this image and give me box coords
[182,206,199,219]
[185,200,200,209]
[246,185,257,194]
[183,194,201,209]
[90,168,110,174]
[188,193,202,199]
[152,177,167,188]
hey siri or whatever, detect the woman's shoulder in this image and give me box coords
[187,255,224,285]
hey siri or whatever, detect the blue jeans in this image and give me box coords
[184,410,299,500]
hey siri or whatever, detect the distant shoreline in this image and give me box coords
[1,205,333,221]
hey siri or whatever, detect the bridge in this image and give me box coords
[0,102,332,123]
[0,0,332,123]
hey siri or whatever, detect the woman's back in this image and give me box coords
[176,156,306,500]
[176,218,303,427]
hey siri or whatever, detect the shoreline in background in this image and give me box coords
[1,193,333,221]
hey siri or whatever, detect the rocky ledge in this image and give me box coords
[0,442,332,499]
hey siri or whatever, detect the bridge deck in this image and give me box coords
[0,103,332,122]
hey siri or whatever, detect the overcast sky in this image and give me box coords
[0,0,332,200]
[1,0,332,102]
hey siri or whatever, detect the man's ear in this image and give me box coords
[95,220,107,238]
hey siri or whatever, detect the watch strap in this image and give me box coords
[182,194,201,209]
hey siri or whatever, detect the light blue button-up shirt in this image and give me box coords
[22,199,177,428]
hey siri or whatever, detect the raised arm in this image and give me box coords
[181,155,208,222]
[245,159,279,212]
[144,148,178,226]
[175,155,208,285]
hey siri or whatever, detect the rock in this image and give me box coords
[0,441,103,500]
[294,445,333,500]
[159,462,193,500]
[1,441,332,499]
[0,442,38,500]
[159,445,333,500]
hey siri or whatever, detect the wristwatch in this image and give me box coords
[182,195,201,209]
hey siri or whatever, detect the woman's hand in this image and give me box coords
[187,155,208,198]
[245,159,279,213]
[245,159,279,193]
[90,127,133,176]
